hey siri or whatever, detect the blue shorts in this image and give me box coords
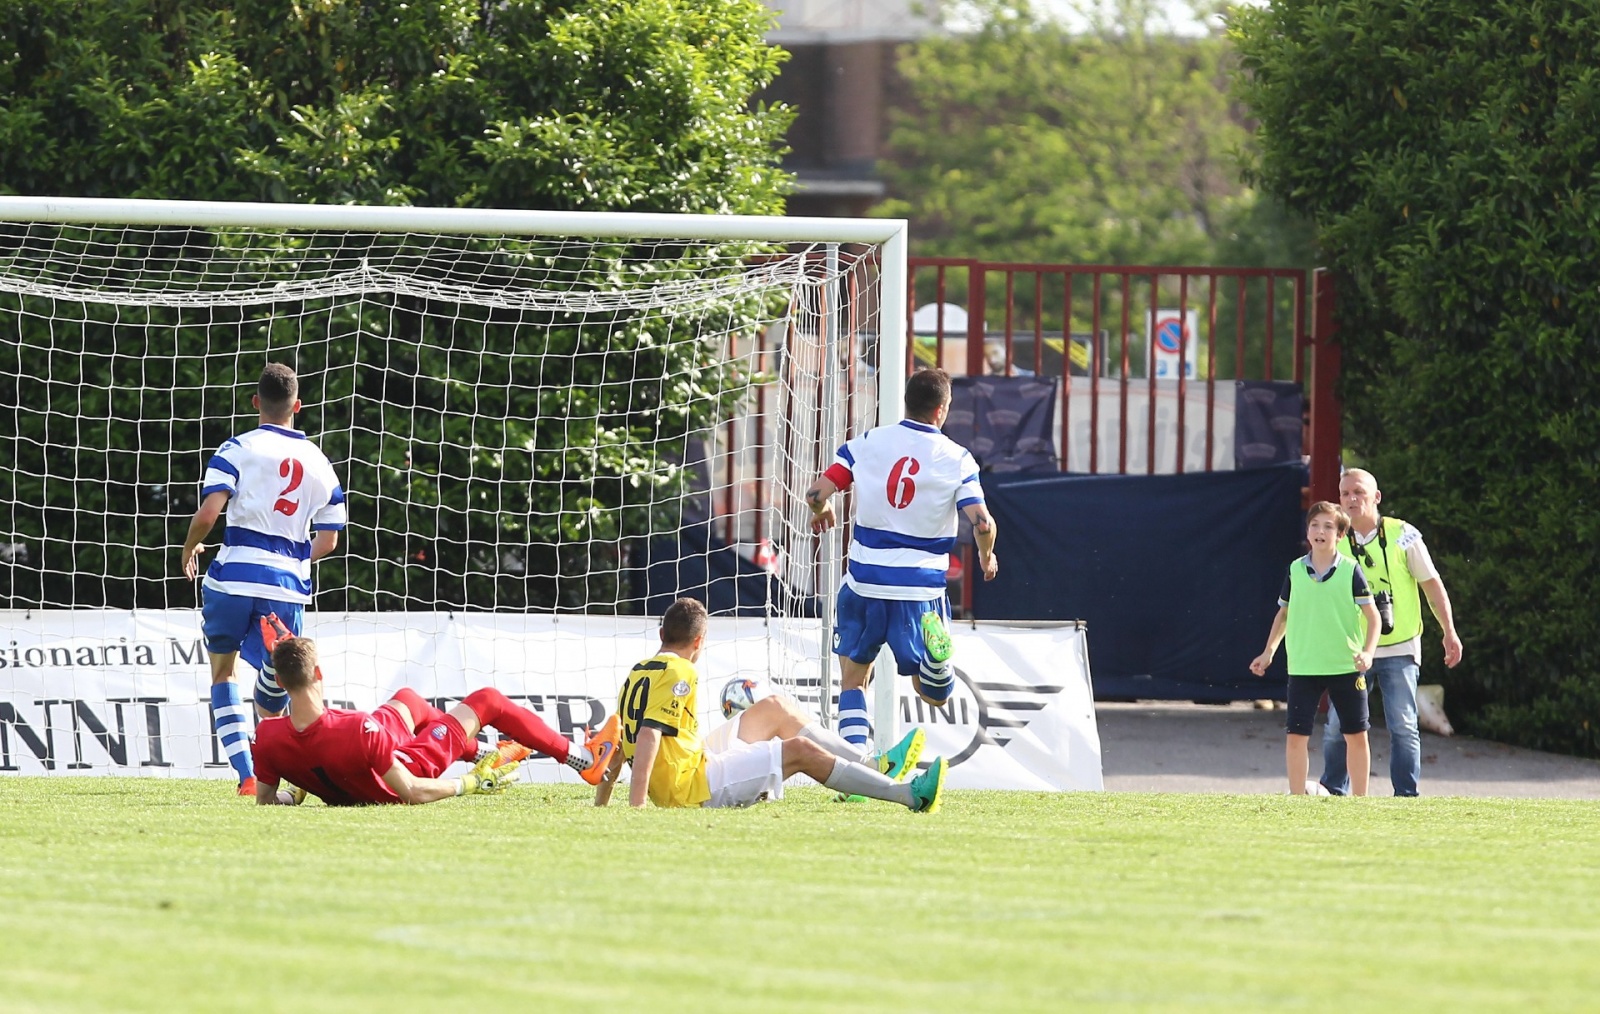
[833,584,949,676]
[201,587,303,673]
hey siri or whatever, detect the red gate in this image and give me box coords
[908,258,1339,493]
[908,258,1341,613]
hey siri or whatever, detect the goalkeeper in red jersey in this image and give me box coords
[252,620,620,806]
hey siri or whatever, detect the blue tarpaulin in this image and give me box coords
[972,463,1304,700]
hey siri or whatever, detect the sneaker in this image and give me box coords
[876,728,926,783]
[908,756,946,814]
[579,714,621,786]
[259,613,293,652]
[280,780,307,805]
[237,776,258,797]
[920,611,953,664]
[831,792,867,803]
[496,739,532,766]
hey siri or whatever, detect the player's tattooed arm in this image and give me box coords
[804,476,837,512]
[805,476,839,533]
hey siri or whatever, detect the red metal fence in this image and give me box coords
[704,255,1342,614]
[907,257,1341,616]
[907,258,1340,497]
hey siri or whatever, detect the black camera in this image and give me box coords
[1373,590,1395,635]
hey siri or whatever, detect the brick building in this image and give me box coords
[760,1,941,218]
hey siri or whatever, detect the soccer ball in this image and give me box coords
[720,677,760,719]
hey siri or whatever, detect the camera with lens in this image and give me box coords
[1373,590,1395,635]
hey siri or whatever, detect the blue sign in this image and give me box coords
[1155,317,1186,353]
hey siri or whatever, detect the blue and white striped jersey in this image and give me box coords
[824,419,984,601]
[199,424,346,604]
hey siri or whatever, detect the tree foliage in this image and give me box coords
[0,0,791,213]
[0,0,792,613]
[1232,0,1600,753]
[877,0,1302,269]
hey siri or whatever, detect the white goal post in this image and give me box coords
[0,196,908,777]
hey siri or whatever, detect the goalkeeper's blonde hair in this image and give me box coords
[272,637,319,691]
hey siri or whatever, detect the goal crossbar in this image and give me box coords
[0,195,908,438]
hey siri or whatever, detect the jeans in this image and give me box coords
[1320,655,1422,797]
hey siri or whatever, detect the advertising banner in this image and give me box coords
[0,612,1100,791]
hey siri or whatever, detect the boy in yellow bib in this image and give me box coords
[595,597,946,812]
[1250,502,1383,795]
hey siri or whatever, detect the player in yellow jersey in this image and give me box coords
[595,597,948,812]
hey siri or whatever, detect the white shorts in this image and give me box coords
[701,712,785,808]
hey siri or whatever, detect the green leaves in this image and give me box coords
[0,0,794,614]
[1233,0,1600,754]
[0,0,793,212]
[879,0,1282,269]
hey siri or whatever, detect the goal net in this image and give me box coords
[0,198,905,779]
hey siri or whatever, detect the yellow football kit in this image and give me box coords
[617,652,710,808]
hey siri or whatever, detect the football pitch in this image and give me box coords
[2,781,1598,1012]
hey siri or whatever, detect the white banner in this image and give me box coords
[0,611,1100,791]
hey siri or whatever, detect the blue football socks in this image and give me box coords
[838,686,871,750]
[211,681,254,784]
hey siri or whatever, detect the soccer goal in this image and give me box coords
[0,196,906,778]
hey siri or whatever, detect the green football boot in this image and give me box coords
[909,756,947,814]
[877,727,926,783]
[920,611,953,664]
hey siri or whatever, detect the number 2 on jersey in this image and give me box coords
[274,457,306,516]
[886,455,920,509]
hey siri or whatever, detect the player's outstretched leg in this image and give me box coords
[795,714,922,803]
[789,739,944,813]
[457,687,618,782]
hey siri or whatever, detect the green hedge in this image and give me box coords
[1232,0,1600,754]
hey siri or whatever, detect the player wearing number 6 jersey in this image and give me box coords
[803,368,1000,752]
[179,363,347,794]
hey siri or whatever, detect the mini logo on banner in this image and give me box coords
[908,666,1059,768]
[672,680,690,697]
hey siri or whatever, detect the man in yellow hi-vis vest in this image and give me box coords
[1320,469,1464,796]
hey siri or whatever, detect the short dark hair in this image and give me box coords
[1306,501,1352,536]
[904,368,951,421]
[258,363,299,419]
[660,597,708,647]
[272,637,319,692]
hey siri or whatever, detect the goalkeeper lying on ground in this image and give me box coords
[252,619,620,806]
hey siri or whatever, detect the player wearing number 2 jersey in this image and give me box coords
[803,368,1000,751]
[179,363,347,794]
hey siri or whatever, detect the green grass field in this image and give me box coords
[2,780,1598,1012]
